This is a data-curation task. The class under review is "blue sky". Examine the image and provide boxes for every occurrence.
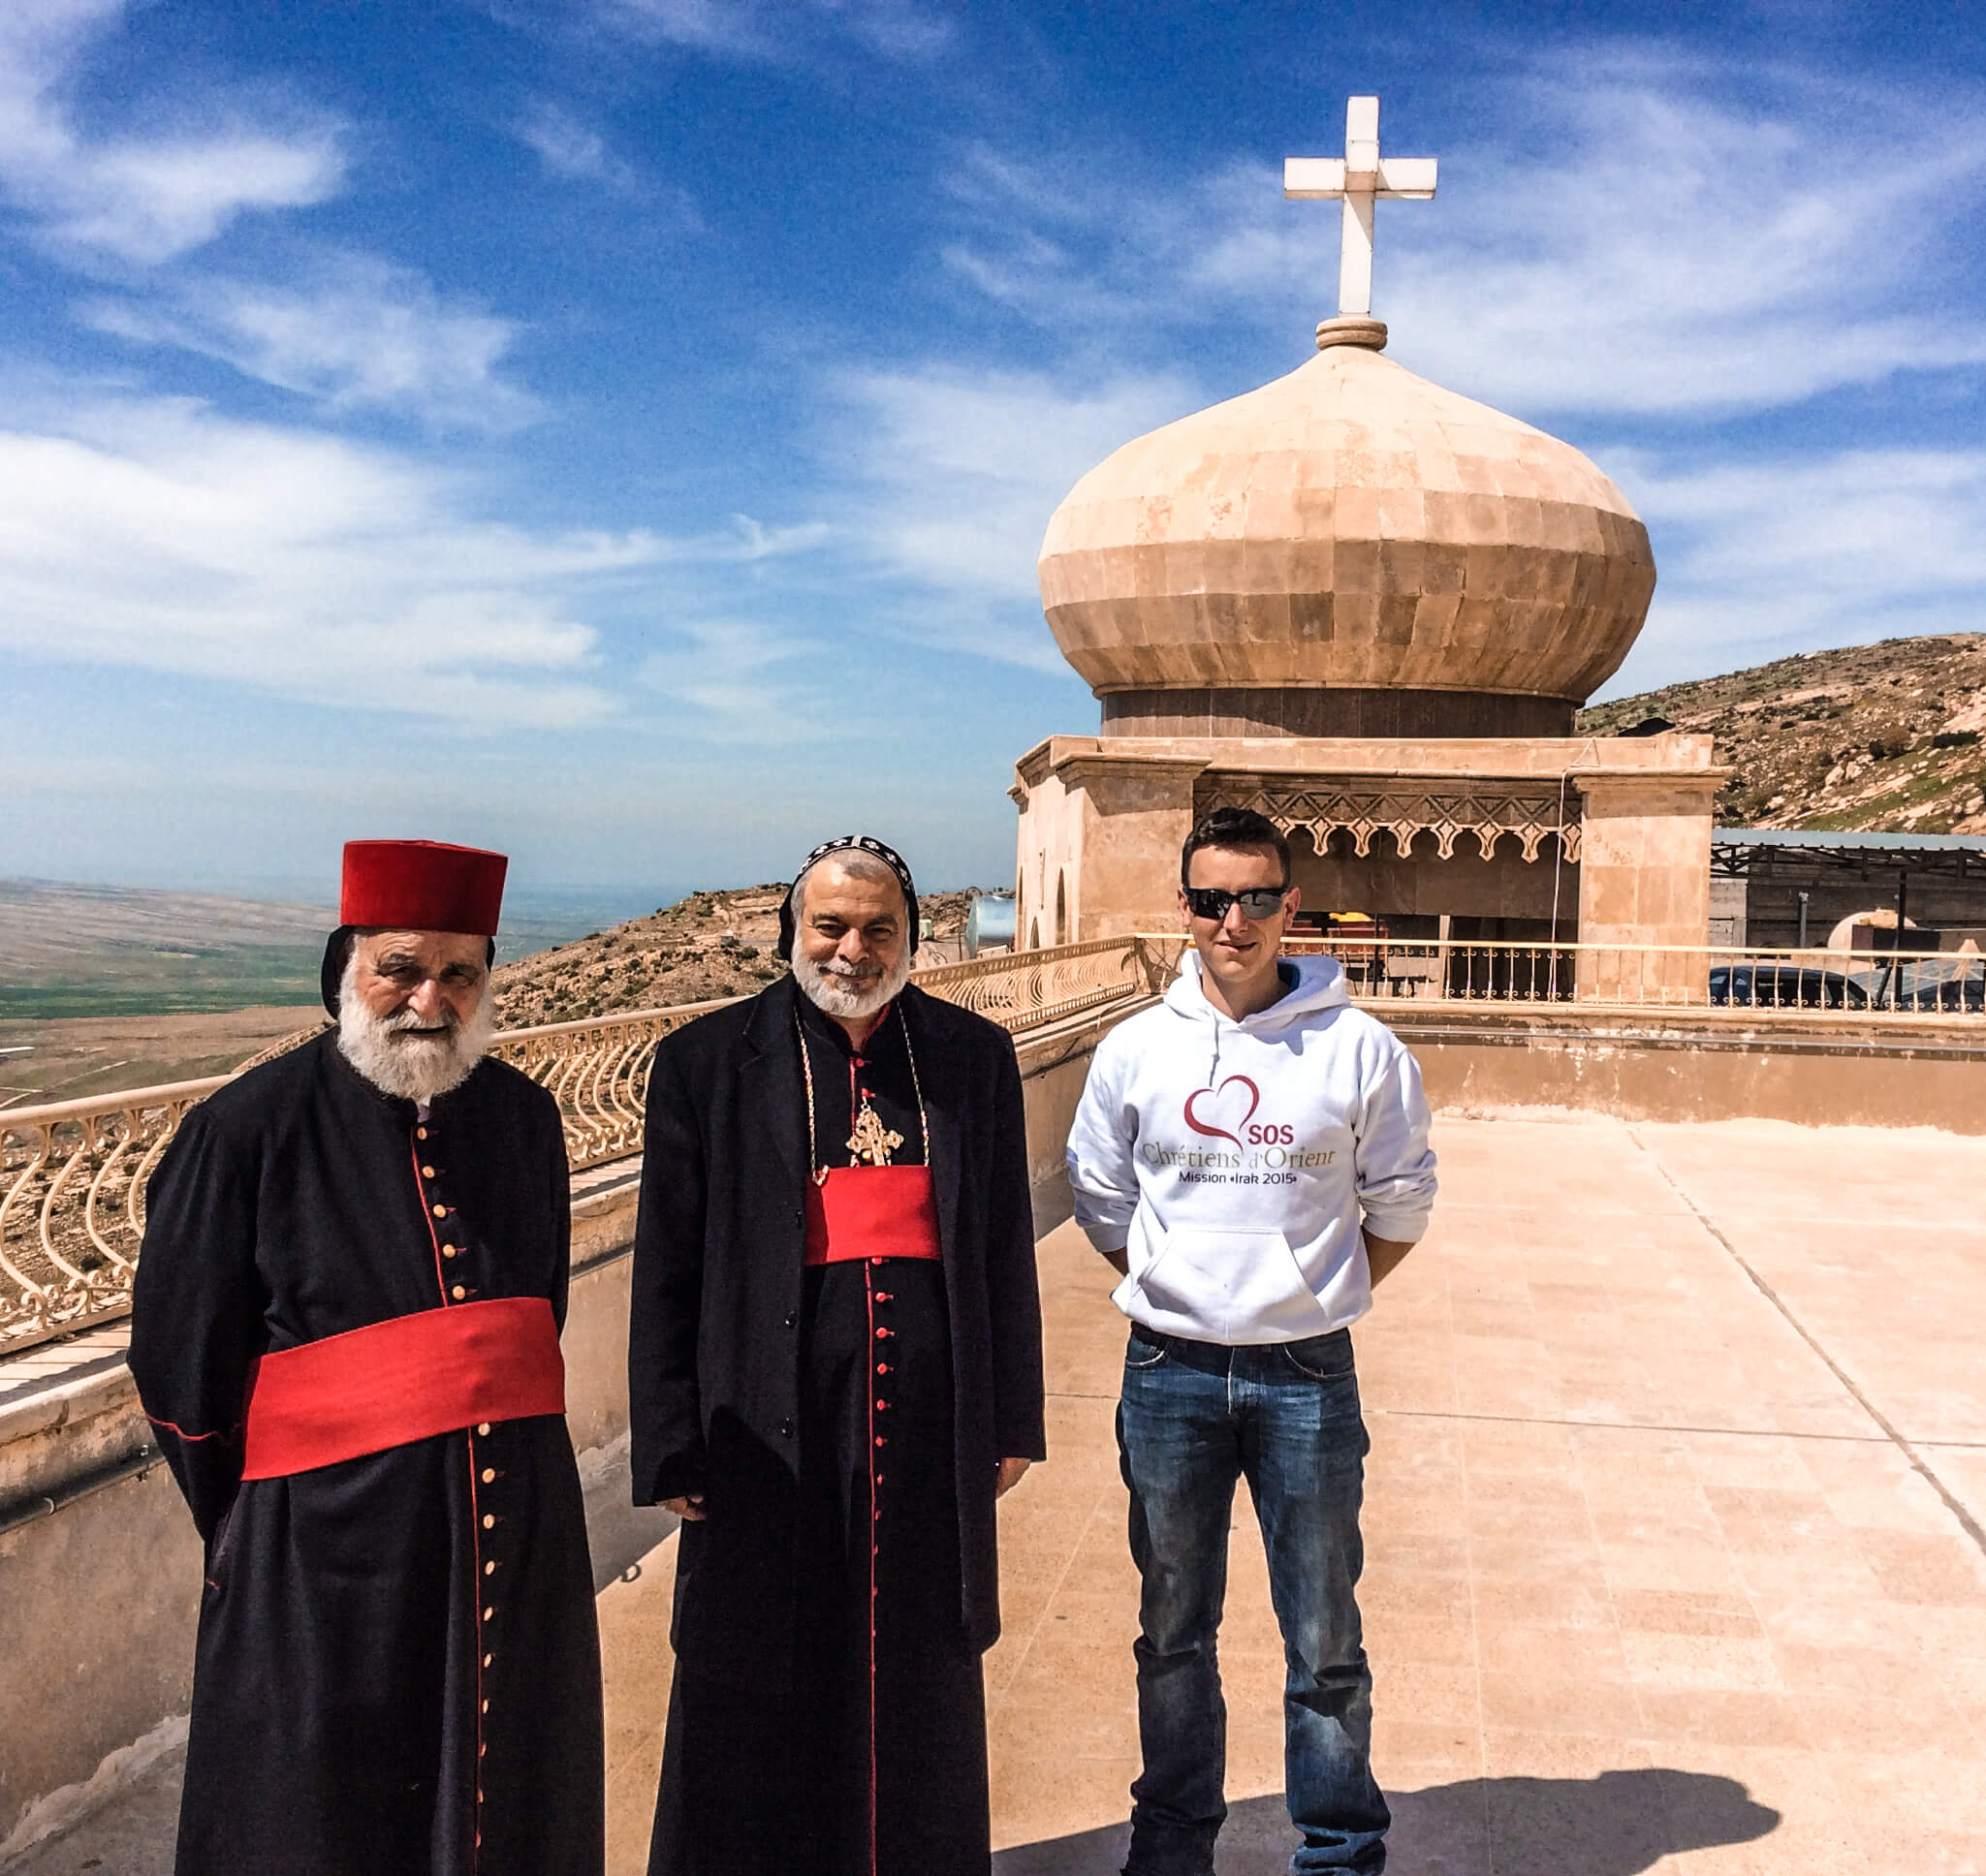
[3,0,1983,897]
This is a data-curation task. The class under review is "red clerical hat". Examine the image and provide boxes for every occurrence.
[339,839,508,935]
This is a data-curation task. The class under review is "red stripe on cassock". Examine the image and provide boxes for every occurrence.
[239,1298,565,1480]
[866,1266,880,1875]
[804,1166,941,1266]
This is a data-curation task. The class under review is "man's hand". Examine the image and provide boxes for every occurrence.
[662,1493,707,1522]
[995,1457,1032,1498]
[1365,1233,1415,1287]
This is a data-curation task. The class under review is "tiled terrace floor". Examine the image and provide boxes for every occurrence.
[18,1114,1986,1874]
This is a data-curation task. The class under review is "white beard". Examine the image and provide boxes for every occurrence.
[336,958,496,1104]
[793,948,912,1023]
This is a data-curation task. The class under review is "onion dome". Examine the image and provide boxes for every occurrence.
[1036,328,1655,738]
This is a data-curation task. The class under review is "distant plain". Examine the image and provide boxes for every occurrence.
[0,877,673,1104]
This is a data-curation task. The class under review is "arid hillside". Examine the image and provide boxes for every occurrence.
[490,884,982,1028]
[1579,634,1986,834]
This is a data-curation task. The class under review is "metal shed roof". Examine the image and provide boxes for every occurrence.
[1714,829,1986,854]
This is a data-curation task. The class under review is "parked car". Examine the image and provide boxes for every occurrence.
[1709,964,1868,1010]
[1847,958,1986,1012]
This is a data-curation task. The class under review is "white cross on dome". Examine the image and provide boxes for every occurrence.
[1283,96,1437,321]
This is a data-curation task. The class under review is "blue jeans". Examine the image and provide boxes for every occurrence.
[1116,1325,1388,1876]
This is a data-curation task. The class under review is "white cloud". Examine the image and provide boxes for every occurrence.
[1603,446,1986,692]
[0,395,826,728]
[515,100,641,194]
[824,364,1201,663]
[638,619,834,743]
[940,55,1986,420]
[598,0,953,63]
[0,0,346,264]
[1368,64,1986,418]
[83,255,540,431]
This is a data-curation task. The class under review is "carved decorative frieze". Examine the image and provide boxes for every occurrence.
[1202,775,1583,863]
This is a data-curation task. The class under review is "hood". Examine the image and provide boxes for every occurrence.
[1162,949,1349,1033]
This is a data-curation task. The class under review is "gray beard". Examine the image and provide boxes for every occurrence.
[336,960,496,1104]
[792,949,911,1023]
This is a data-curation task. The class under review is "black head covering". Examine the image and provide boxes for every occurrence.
[321,927,359,1017]
[776,835,920,960]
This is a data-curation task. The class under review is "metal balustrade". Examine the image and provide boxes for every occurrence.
[0,939,1179,1357]
[10,929,1975,1357]
[911,933,1185,1028]
[1274,934,1986,1016]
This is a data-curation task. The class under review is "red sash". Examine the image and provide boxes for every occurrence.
[804,1166,942,1266]
[239,1297,566,1481]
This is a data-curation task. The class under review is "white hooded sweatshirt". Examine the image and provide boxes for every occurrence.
[1066,952,1436,1345]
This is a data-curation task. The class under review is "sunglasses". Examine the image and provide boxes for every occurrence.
[1182,884,1290,922]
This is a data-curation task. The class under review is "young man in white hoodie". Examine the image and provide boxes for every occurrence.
[1066,807,1436,1876]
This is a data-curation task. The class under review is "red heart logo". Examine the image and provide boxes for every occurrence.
[1183,1075,1260,1147]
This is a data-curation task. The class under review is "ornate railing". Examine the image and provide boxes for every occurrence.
[0,1079,226,1360]
[490,999,737,1172]
[14,928,1982,1357]
[913,932,1183,1029]
[1273,935,1986,1016]
[1,941,1176,1357]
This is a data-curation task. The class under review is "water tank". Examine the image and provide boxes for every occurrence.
[964,893,1017,957]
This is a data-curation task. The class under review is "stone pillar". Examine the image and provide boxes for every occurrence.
[1573,776,1721,1003]
[1012,739,1205,944]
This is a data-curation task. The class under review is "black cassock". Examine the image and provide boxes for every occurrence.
[129,1033,605,1876]
[629,979,1046,1876]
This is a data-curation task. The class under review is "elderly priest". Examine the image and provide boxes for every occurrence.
[630,834,1047,1876]
[129,838,604,1876]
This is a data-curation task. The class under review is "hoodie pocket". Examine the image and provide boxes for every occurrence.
[1138,1227,1335,1341]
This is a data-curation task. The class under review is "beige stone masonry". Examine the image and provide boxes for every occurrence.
[1012,735,1726,947]
[1037,344,1656,710]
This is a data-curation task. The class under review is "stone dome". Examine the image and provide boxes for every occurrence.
[1036,334,1655,739]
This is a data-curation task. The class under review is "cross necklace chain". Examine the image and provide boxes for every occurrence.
[797,1003,930,1183]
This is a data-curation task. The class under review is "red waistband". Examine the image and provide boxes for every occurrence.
[239,1297,566,1481]
[804,1165,942,1266]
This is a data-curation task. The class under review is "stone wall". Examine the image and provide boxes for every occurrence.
[1574,778,1719,994]
[1732,849,1986,953]
[1391,1006,1986,1133]
[1011,732,1724,953]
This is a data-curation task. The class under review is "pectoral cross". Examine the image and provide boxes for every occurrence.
[847,1100,903,1167]
[1283,95,1437,320]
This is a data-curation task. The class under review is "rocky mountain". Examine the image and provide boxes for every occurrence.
[1578,634,1986,835]
[490,883,983,1029]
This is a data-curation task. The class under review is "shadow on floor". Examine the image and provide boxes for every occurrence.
[994,1768,1782,1875]
[581,1446,679,1592]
